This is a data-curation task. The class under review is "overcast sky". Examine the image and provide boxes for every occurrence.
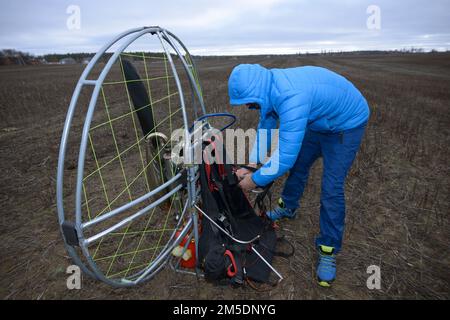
[1,0,449,55]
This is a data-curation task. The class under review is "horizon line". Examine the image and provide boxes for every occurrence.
[2,47,449,58]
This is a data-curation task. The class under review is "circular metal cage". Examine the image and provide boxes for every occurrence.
[57,27,205,287]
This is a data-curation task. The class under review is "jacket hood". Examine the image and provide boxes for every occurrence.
[228,64,273,116]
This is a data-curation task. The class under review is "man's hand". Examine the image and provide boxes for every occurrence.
[236,163,257,181]
[239,174,257,192]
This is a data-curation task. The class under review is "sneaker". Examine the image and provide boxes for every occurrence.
[317,245,336,287]
[266,198,296,221]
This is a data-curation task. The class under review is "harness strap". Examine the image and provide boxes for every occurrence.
[210,165,238,235]
[199,163,221,237]
[223,163,237,186]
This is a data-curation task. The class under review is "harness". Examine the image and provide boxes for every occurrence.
[197,137,294,289]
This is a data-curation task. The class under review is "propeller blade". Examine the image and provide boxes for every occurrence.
[121,59,156,141]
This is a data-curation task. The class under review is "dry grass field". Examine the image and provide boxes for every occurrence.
[0,52,449,299]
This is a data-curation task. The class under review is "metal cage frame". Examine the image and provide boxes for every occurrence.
[57,26,284,288]
[57,26,207,287]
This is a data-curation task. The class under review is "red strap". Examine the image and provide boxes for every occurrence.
[204,162,213,191]
[224,250,237,278]
[218,164,225,178]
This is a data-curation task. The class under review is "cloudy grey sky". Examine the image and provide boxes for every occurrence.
[1,0,449,55]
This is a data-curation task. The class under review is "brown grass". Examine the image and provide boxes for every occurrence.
[0,53,449,299]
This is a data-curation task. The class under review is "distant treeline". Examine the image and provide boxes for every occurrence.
[42,52,95,63]
[0,48,448,66]
[0,49,176,66]
[0,49,37,65]
[200,48,446,59]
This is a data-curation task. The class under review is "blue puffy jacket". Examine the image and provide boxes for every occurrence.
[228,64,370,187]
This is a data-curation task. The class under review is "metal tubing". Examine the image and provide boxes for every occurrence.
[56,27,147,279]
[136,217,193,283]
[82,172,182,229]
[75,28,157,228]
[161,31,206,123]
[251,246,284,282]
[194,205,261,245]
[84,184,183,246]
[195,207,284,282]
[115,199,190,283]
[74,28,167,284]
[156,31,189,134]
[174,232,194,270]
[57,26,207,287]
[192,209,200,269]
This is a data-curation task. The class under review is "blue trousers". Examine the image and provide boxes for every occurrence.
[281,124,367,253]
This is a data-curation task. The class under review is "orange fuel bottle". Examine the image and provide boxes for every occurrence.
[171,230,196,269]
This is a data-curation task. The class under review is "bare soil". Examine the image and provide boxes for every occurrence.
[0,53,449,299]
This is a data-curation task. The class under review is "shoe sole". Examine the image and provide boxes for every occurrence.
[317,277,335,288]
